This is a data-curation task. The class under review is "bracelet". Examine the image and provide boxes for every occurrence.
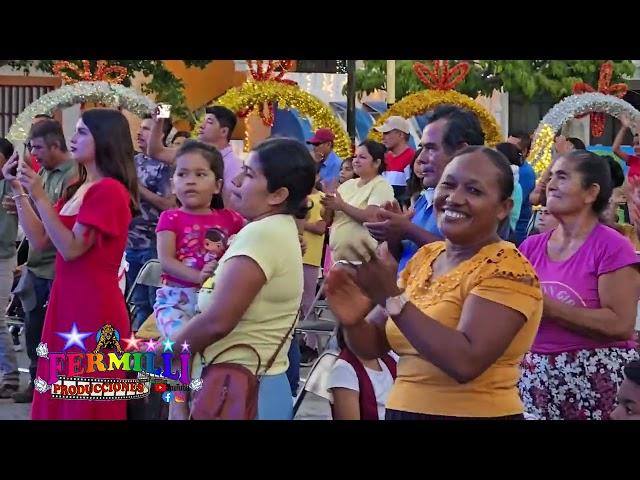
[11,193,29,201]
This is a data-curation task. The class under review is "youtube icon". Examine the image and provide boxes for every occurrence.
[154,383,168,393]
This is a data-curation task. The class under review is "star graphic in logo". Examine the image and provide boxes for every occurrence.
[56,323,92,351]
[122,332,143,351]
[145,338,158,352]
[181,340,190,353]
[163,338,175,353]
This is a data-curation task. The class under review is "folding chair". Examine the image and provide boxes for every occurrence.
[125,259,163,321]
[292,350,338,418]
[295,280,337,354]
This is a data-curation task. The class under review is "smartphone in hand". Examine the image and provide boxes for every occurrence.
[157,103,172,119]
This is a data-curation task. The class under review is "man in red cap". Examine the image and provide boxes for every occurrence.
[307,128,342,189]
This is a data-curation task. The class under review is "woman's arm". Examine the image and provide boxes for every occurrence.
[15,159,94,260]
[156,231,205,285]
[170,256,267,353]
[12,192,50,251]
[340,203,380,225]
[325,268,391,360]
[544,266,639,340]
[31,194,96,262]
[613,125,631,163]
[529,167,550,206]
[148,118,178,166]
[321,191,380,225]
[391,295,526,384]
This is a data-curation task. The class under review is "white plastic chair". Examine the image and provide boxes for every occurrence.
[292,350,338,418]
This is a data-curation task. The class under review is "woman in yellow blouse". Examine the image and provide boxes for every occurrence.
[321,140,394,262]
[326,146,543,419]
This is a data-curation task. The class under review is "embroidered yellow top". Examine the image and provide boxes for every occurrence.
[385,241,543,417]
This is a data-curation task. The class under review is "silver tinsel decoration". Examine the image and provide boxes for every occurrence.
[7,81,156,143]
[529,92,640,171]
[534,92,640,139]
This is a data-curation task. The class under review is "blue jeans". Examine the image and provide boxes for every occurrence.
[257,373,293,420]
[126,248,158,330]
[0,256,19,386]
[24,272,53,383]
[286,334,301,396]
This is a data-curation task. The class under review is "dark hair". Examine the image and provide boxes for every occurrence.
[65,110,139,215]
[624,360,640,386]
[141,113,172,146]
[455,146,514,201]
[34,114,54,121]
[496,142,524,167]
[602,155,625,188]
[509,131,532,156]
[336,325,347,351]
[428,105,485,154]
[205,228,226,243]
[173,131,191,142]
[406,147,424,201]
[567,137,586,150]
[358,139,386,174]
[564,149,613,214]
[29,119,68,153]
[0,137,14,160]
[175,139,225,210]
[205,106,237,142]
[252,137,316,219]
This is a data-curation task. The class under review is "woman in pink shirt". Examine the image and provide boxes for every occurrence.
[519,150,640,420]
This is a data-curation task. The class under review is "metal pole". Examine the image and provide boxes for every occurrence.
[346,59,356,147]
[386,60,396,107]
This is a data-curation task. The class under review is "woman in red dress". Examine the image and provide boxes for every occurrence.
[2,109,139,420]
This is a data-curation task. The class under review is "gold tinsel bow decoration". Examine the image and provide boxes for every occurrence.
[52,60,128,85]
[239,60,297,127]
[572,61,628,137]
[413,60,470,90]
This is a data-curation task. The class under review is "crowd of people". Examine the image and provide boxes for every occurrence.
[0,101,639,421]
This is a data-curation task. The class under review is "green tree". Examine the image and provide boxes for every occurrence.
[352,60,636,102]
[6,60,213,120]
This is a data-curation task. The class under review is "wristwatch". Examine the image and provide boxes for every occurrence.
[385,292,409,316]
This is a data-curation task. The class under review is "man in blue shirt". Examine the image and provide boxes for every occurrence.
[508,132,536,245]
[366,106,486,272]
[307,128,342,189]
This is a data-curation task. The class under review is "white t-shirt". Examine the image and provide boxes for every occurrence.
[326,355,397,420]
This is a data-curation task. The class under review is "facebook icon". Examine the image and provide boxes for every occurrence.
[162,392,174,403]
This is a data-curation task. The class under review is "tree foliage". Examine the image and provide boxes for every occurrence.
[352,60,636,102]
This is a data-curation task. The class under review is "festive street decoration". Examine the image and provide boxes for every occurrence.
[198,79,351,158]
[7,81,155,143]
[572,61,628,137]
[527,92,640,175]
[368,61,502,146]
[52,60,128,85]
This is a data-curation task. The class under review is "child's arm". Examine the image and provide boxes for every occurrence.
[157,231,204,285]
[304,219,327,235]
[330,388,361,420]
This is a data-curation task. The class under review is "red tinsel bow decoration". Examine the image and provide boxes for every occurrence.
[239,60,297,127]
[572,61,628,137]
[52,60,128,85]
[413,60,470,90]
